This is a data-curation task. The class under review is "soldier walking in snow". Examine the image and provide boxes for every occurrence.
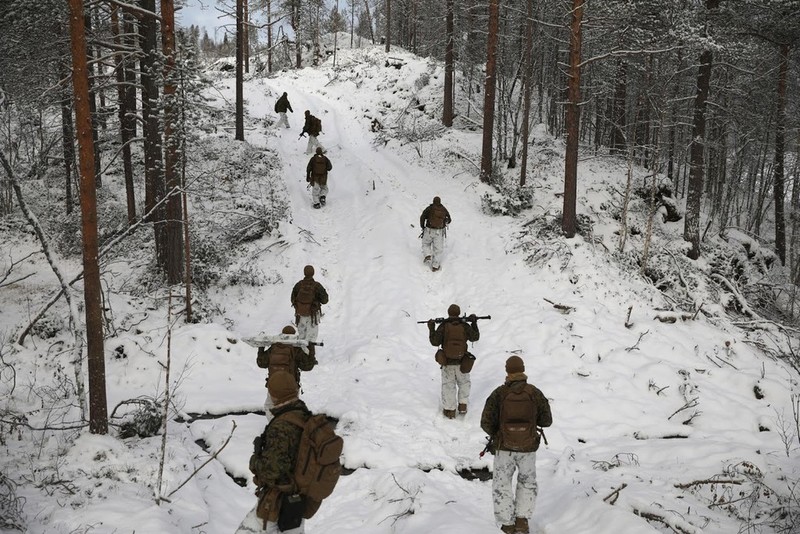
[428,304,479,419]
[291,265,329,350]
[256,325,317,412]
[419,196,451,272]
[300,110,324,154]
[306,147,332,209]
[274,92,293,129]
[481,356,552,534]
[237,371,307,533]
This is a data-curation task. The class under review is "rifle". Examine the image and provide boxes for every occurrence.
[538,427,548,446]
[479,436,494,458]
[416,315,491,325]
[298,132,306,139]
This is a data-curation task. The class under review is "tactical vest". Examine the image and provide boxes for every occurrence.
[427,204,448,229]
[294,279,318,316]
[442,320,468,359]
[268,344,298,381]
[498,383,539,452]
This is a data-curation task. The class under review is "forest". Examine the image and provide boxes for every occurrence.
[1,1,800,532]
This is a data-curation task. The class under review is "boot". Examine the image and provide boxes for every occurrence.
[423,255,431,263]
[320,195,326,206]
[313,203,321,209]
[432,266,440,272]
[458,403,467,414]
[514,518,529,534]
[500,525,516,534]
[443,409,456,419]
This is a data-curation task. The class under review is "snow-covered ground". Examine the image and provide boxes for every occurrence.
[2,45,799,534]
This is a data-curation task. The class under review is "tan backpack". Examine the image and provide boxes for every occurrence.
[427,204,448,229]
[282,411,343,518]
[498,384,540,452]
[267,344,297,382]
[294,280,317,316]
[442,321,468,358]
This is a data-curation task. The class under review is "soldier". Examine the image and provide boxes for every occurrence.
[237,371,308,534]
[291,265,329,349]
[480,356,552,534]
[300,110,324,154]
[419,196,451,272]
[306,147,332,209]
[428,304,479,418]
[256,325,317,412]
[274,92,293,129]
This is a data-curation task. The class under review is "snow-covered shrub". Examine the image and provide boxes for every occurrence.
[114,397,162,439]
[27,313,62,340]
[480,186,534,216]
[189,231,227,290]
[0,472,25,531]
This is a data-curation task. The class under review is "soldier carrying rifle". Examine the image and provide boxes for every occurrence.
[423,304,489,419]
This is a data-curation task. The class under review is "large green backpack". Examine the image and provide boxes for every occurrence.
[294,280,317,316]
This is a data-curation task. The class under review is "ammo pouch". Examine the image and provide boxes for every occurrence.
[277,493,305,531]
[435,349,447,366]
[460,352,476,373]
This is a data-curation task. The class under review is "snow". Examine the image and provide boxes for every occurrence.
[1,44,799,534]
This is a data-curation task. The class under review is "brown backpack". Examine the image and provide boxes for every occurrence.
[294,280,317,316]
[267,344,297,381]
[312,156,328,185]
[442,321,468,359]
[427,204,448,229]
[282,411,343,518]
[498,384,540,452]
[309,116,322,136]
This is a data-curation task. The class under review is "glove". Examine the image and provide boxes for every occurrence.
[468,314,477,322]
[427,319,435,330]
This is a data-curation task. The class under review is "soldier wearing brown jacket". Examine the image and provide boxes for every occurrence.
[428,304,479,418]
[419,196,451,272]
[481,356,552,534]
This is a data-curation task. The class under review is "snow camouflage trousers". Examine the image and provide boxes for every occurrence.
[305,134,323,154]
[422,227,445,269]
[441,364,470,411]
[296,316,319,343]
[492,450,538,526]
[312,182,329,204]
[235,505,305,534]
[276,112,290,128]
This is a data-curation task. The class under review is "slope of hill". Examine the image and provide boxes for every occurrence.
[1,45,798,534]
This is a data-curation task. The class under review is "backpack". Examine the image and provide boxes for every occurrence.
[294,279,317,316]
[311,116,322,136]
[274,100,280,113]
[312,156,328,176]
[267,344,297,381]
[498,384,539,452]
[427,204,448,229]
[283,411,343,517]
[442,320,468,359]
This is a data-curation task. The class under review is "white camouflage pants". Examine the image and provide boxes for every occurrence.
[235,505,304,534]
[312,182,329,205]
[296,315,319,343]
[440,364,470,411]
[492,450,538,526]
[276,112,290,128]
[422,227,445,269]
[305,134,323,154]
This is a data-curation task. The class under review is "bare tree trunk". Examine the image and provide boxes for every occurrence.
[294,2,302,68]
[363,0,375,44]
[59,57,76,215]
[562,0,584,238]
[519,0,534,187]
[442,0,454,127]
[244,0,250,74]
[112,6,136,225]
[683,0,719,260]
[480,0,500,182]
[235,0,244,141]
[772,43,789,265]
[610,60,627,154]
[83,11,102,188]
[385,0,391,52]
[66,0,108,435]
[267,0,273,73]
[162,0,185,284]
